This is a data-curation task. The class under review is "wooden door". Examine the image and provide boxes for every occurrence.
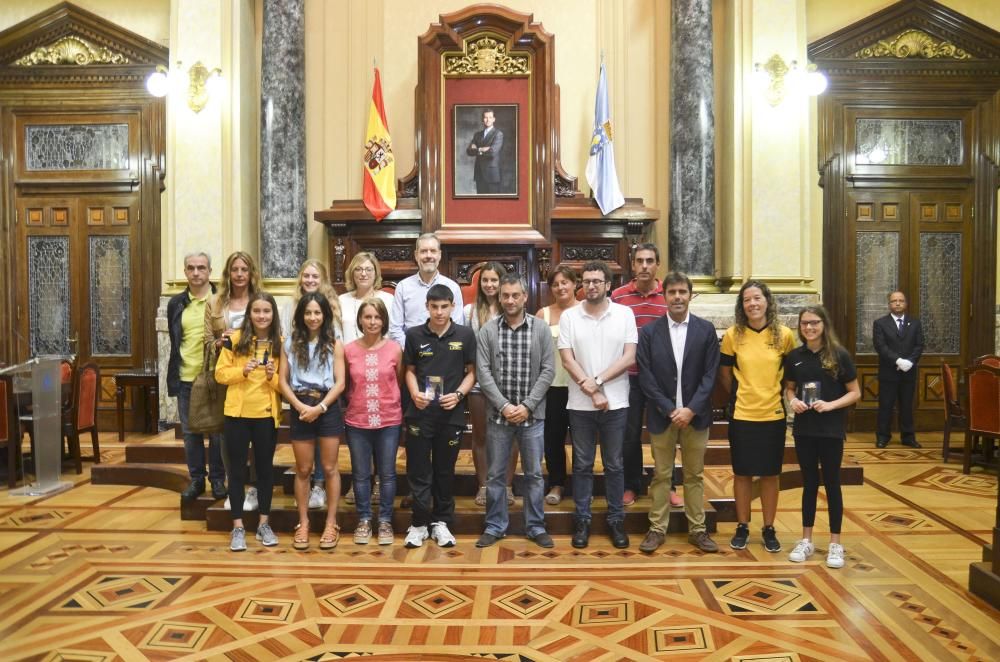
[848,187,973,430]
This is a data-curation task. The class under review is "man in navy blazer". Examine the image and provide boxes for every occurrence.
[636,271,720,553]
[873,291,925,448]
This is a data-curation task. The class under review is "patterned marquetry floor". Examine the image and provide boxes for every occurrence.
[0,431,997,661]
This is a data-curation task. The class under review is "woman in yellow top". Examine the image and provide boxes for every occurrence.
[215,292,283,552]
[719,280,796,554]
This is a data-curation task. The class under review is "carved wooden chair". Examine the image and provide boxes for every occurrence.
[963,363,1000,474]
[64,362,101,473]
[973,354,1000,368]
[940,363,966,463]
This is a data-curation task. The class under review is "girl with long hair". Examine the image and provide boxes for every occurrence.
[205,251,262,512]
[784,305,860,568]
[279,292,346,550]
[343,298,403,545]
[719,280,796,555]
[464,262,517,507]
[535,264,579,505]
[215,292,283,551]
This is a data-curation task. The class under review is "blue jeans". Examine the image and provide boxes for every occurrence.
[346,425,400,522]
[177,381,224,483]
[569,408,627,524]
[484,419,546,538]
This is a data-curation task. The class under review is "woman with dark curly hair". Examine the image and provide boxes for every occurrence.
[719,280,796,554]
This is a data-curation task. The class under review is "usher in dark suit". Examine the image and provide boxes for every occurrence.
[466,126,504,194]
[873,313,925,446]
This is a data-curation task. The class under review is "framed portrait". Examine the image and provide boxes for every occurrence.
[452,104,518,198]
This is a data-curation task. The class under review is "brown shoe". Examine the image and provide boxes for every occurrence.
[638,529,666,554]
[688,530,718,553]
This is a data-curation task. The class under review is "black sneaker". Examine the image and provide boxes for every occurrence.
[761,525,781,552]
[730,523,750,550]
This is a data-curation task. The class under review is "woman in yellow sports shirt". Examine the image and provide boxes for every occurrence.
[719,280,796,555]
[215,292,284,552]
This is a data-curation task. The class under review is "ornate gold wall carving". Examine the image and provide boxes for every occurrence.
[444,36,529,75]
[855,29,971,60]
[13,35,129,66]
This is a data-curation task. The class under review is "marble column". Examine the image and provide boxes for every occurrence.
[669,0,715,276]
[260,0,306,278]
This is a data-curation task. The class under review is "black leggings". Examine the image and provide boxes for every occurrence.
[543,387,569,488]
[224,416,277,519]
[793,434,844,534]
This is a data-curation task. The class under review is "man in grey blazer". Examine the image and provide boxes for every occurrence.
[475,273,556,548]
[636,271,720,553]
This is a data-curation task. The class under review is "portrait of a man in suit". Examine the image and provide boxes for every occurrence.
[454,104,517,197]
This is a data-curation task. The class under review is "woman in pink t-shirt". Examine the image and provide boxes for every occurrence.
[343,297,403,545]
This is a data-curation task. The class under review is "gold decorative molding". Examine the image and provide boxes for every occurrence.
[444,36,529,75]
[13,35,129,66]
[855,29,971,60]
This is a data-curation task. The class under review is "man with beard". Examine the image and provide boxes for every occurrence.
[389,233,464,347]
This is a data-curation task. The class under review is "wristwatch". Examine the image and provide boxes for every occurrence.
[595,376,604,387]
[455,391,465,402]
[318,402,328,412]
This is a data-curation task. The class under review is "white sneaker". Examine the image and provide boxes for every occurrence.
[404,525,429,548]
[243,487,259,512]
[826,543,845,569]
[788,539,815,563]
[308,485,327,509]
[429,521,456,547]
[224,496,231,510]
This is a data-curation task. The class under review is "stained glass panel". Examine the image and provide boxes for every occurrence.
[28,237,71,356]
[25,123,129,171]
[90,236,131,356]
[856,119,962,166]
[856,232,899,354]
[919,233,962,355]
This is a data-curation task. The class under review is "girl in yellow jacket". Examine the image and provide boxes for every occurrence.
[215,292,283,551]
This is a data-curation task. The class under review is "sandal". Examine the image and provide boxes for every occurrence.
[293,523,310,550]
[545,486,562,506]
[319,523,341,550]
[475,485,487,507]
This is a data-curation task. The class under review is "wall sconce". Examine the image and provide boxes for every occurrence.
[145,61,223,113]
[753,54,827,107]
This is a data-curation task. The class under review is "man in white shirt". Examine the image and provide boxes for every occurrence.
[558,260,637,549]
[389,233,464,347]
[636,272,720,553]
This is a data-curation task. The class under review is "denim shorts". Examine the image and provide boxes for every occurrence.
[290,394,345,439]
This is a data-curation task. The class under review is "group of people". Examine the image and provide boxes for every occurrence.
[168,232,914,567]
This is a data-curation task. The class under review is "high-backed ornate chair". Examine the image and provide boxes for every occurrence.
[940,363,966,463]
[963,363,1000,474]
[1,375,21,489]
[973,354,1000,368]
[64,362,101,473]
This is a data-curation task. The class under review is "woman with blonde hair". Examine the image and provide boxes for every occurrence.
[204,251,262,512]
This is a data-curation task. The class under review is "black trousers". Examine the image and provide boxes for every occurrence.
[224,416,277,519]
[877,375,916,442]
[543,387,569,488]
[405,418,464,528]
[793,434,844,534]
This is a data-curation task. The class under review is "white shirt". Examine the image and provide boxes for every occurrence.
[892,314,905,331]
[340,290,395,344]
[388,272,465,346]
[558,301,638,411]
[669,314,689,408]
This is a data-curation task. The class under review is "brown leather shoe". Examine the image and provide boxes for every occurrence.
[688,530,719,553]
[638,529,666,554]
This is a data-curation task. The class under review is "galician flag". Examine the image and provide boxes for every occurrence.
[362,67,395,221]
[585,62,625,216]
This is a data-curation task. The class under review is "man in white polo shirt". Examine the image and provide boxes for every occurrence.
[558,260,637,549]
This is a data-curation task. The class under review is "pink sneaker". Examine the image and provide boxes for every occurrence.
[670,490,683,508]
[622,489,637,506]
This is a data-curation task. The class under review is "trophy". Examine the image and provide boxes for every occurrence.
[254,339,272,366]
[801,381,821,406]
[425,375,444,402]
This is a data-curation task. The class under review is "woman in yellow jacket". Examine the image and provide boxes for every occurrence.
[215,292,283,551]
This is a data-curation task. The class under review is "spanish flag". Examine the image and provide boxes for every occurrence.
[362,67,396,221]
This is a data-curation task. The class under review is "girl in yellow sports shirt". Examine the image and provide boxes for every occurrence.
[719,280,796,555]
[215,292,283,552]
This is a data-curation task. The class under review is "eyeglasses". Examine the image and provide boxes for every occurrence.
[582,279,606,287]
[354,266,375,274]
[800,320,823,327]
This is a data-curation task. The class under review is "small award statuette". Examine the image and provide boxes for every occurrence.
[425,376,443,402]
[254,339,272,366]
[801,381,821,407]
